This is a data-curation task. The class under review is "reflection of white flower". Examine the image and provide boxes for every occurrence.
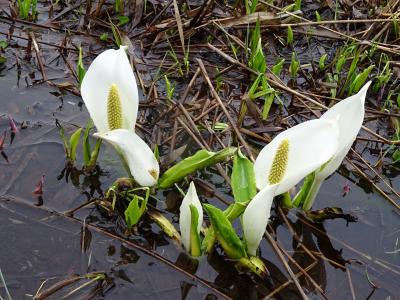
[243,119,339,256]
[179,182,203,253]
[302,81,371,210]
[81,47,159,186]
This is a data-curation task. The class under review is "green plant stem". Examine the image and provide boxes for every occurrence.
[301,178,323,211]
[281,191,292,208]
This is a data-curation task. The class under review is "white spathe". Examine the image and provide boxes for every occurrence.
[300,81,371,210]
[81,46,139,134]
[95,129,159,187]
[244,118,339,256]
[81,46,159,187]
[317,81,371,180]
[243,185,278,256]
[254,118,339,195]
[179,182,203,252]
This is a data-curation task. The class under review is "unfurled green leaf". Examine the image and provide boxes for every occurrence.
[349,65,374,94]
[231,150,256,204]
[189,204,202,256]
[158,147,237,189]
[203,204,247,259]
[0,56,6,64]
[125,189,149,228]
[69,128,82,161]
[125,195,144,227]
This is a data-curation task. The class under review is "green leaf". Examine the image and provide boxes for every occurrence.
[153,144,160,161]
[287,25,293,46]
[315,11,321,22]
[125,194,147,228]
[393,149,400,163]
[100,33,109,41]
[77,47,86,85]
[69,128,82,161]
[148,210,181,241]
[272,58,285,76]
[335,54,346,74]
[0,56,6,64]
[0,41,8,49]
[58,126,70,158]
[118,15,130,26]
[82,119,93,165]
[289,52,300,79]
[319,54,327,70]
[293,172,315,207]
[203,204,247,259]
[349,65,374,94]
[85,138,102,169]
[231,150,256,204]
[189,204,202,256]
[158,147,237,189]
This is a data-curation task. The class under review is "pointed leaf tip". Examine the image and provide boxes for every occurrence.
[203,204,247,259]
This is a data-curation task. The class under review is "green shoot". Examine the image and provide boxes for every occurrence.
[374,59,392,92]
[348,65,374,94]
[215,67,223,93]
[17,0,37,19]
[289,52,300,79]
[77,47,86,85]
[164,75,175,102]
[245,0,258,14]
[319,53,327,70]
[287,25,294,46]
[393,14,400,38]
[115,0,123,14]
[125,187,150,228]
[272,58,285,76]
[117,16,130,26]
[315,11,321,22]
[99,33,108,41]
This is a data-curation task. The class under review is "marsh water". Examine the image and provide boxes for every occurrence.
[1,7,400,300]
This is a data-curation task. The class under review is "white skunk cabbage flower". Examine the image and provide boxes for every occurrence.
[243,119,339,256]
[301,81,371,210]
[81,46,139,134]
[179,182,203,256]
[81,46,159,186]
[317,81,371,180]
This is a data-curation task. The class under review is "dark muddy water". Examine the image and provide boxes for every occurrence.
[1,29,400,300]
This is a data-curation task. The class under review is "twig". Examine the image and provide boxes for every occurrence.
[197,58,255,161]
